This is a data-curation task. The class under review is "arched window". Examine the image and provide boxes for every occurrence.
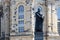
[18,5,24,32]
[18,5,24,14]
[18,5,24,19]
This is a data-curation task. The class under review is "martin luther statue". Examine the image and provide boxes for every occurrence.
[35,8,44,32]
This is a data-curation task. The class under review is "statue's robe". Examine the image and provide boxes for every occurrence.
[35,12,44,32]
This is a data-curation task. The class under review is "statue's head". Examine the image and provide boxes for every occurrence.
[37,8,40,12]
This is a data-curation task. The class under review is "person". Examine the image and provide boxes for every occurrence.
[35,8,44,32]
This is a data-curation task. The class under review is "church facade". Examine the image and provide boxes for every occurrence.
[0,0,60,40]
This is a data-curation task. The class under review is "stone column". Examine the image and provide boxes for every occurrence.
[32,0,35,40]
[47,3,52,34]
[52,4,59,36]
[47,2,59,36]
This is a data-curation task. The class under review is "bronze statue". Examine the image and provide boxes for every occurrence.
[35,8,44,32]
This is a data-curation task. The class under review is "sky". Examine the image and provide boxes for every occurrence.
[57,7,60,19]
[0,0,1,2]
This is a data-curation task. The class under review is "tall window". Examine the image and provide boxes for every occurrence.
[57,7,60,35]
[18,5,24,32]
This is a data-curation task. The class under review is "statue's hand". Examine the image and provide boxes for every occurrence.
[42,15,44,19]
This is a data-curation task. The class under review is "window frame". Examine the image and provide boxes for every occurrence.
[18,5,24,32]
